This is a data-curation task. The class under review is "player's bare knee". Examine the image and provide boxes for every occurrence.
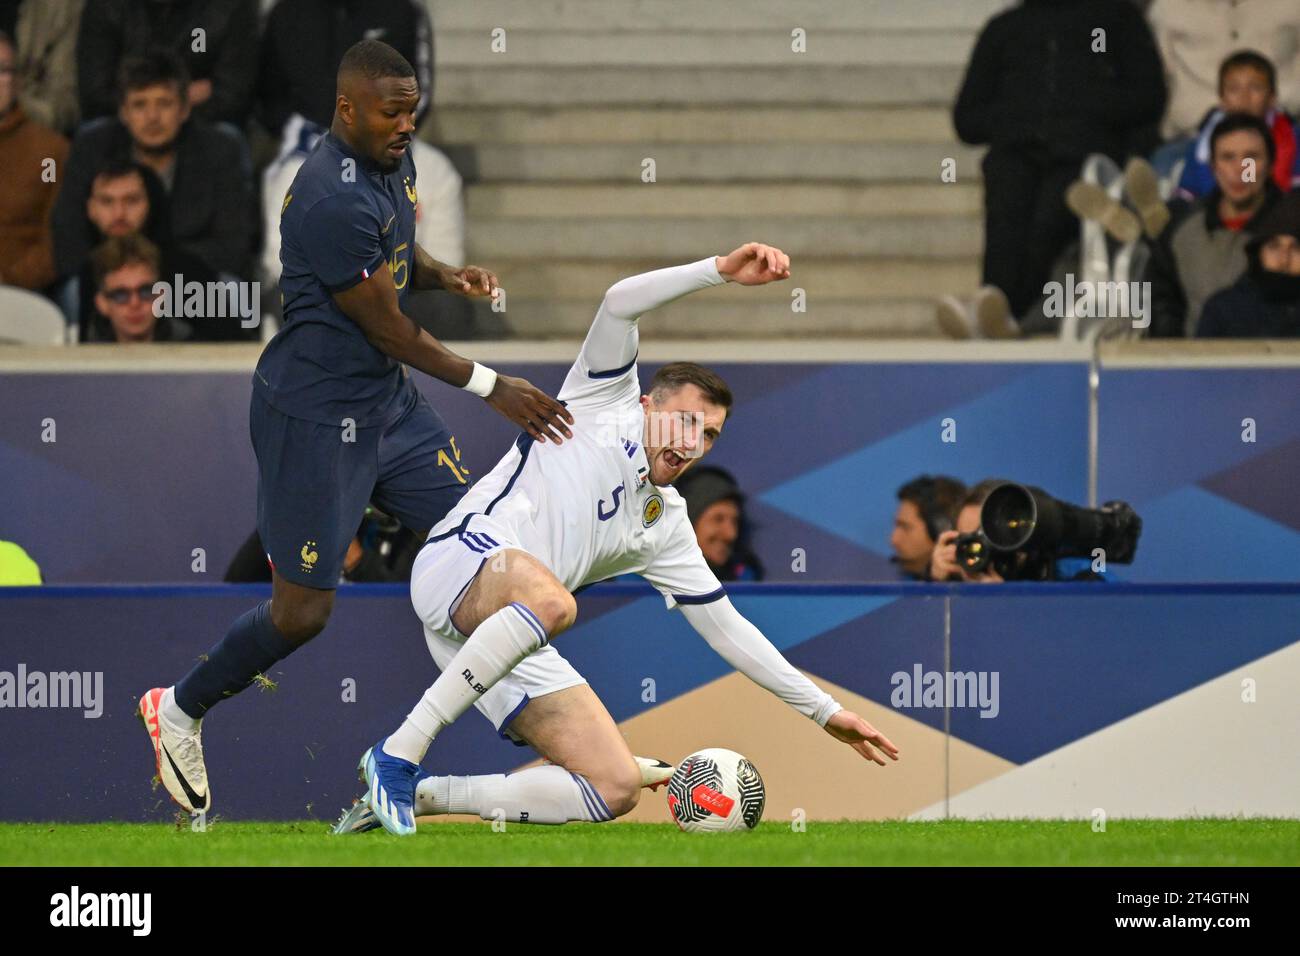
[530,588,577,637]
[271,596,332,644]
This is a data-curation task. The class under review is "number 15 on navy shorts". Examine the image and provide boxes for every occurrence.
[250,385,468,588]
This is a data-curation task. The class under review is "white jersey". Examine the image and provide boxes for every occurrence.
[427,257,841,726]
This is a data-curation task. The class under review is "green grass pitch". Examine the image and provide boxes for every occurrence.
[1,819,1296,866]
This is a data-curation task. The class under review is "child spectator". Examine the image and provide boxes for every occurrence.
[1175,50,1300,200]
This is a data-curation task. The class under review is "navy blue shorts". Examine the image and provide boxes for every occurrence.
[250,382,469,588]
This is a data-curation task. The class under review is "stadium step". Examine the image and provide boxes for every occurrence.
[434,29,979,67]
[466,216,981,259]
[465,183,982,219]
[433,107,960,145]
[436,65,967,107]
[433,0,1012,32]
[472,297,944,338]
[442,142,983,183]
[480,258,981,303]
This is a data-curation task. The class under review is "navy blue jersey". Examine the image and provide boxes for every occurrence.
[255,132,420,426]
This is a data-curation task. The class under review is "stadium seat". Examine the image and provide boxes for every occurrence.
[0,286,70,345]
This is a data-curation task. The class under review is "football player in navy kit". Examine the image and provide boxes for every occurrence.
[139,40,574,816]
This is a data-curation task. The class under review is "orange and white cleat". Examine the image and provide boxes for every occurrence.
[636,756,674,792]
[138,686,211,814]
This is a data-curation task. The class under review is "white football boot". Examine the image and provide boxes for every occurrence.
[139,686,211,814]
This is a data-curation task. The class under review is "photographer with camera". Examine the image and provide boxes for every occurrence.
[929,479,1142,583]
[930,480,1006,583]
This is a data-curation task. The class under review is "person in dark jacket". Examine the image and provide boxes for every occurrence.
[76,0,257,126]
[1146,113,1281,336]
[673,465,764,583]
[1198,191,1300,337]
[256,0,434,138]
[953,0,1167,318]
[52,50,255,284]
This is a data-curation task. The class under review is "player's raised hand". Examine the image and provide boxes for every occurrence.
[715,242,791,286]
[441,264,500,298]
[485,374,575,444]
[823,710,900,766]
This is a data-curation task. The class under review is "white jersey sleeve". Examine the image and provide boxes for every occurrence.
[680,598,843,727]
[559,256,726,411]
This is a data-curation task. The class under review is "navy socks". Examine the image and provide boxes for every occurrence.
[173,601,295,719]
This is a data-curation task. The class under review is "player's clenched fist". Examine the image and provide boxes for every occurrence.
[486,374,576,444]
[715,242,791,285]
[823,709,901,766]
[441,264,500,298]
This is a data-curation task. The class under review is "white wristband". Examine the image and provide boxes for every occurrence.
[463,362,498,398]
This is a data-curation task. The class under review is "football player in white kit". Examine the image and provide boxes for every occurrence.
[339,242,900,835]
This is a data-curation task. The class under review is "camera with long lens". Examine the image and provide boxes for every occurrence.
[953,482,1141,581]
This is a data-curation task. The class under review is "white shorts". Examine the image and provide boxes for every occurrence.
[410,513,586,745]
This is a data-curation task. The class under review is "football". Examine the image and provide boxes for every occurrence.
[666,748,765,832]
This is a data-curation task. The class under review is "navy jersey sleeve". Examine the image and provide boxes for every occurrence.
[298,193,388,294]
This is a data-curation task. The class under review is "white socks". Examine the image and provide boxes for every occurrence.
[415,766,614,824]
[161,686,200,734]
[385,602,548,764]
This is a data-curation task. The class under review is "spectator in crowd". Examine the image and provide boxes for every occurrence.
[71,160,240,340]
[257,0,433,139]
[1174,50,1300,200]
[0,29,67,292]
[1198,191,1300,336]
[1148,0,1300,144]
[10,0,83,134]
[87,233,190,342]
[890,475,966,580]
[77,0,258,127]
[0,539,41,585]
[928,479,1006,583]
[673,465,763,582]
[53,50,256,287]
[945,0,1166,338]
[1148,112,1282,336]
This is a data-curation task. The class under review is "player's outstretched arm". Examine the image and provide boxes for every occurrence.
[577,242,792,375]
[678,597,900,766]
[333,263,574,444]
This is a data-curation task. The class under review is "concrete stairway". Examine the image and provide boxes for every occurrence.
[424,0,1011,338]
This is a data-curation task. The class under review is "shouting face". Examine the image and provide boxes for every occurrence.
[639,384,726,487]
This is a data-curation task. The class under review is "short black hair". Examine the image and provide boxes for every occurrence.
[337,39,415,84]
[91,158,147,190]
[1210,112,1276,170]
[117,49,190,103]
[1219,49,1277,96]
[897,475,965,539]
